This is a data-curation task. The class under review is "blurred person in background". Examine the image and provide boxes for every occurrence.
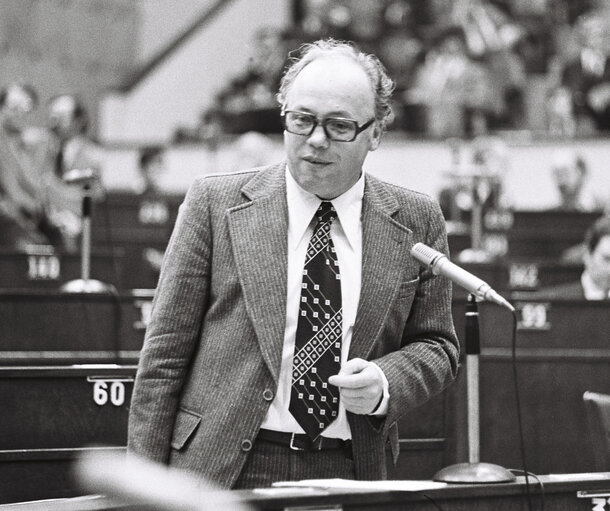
[0,83,60,249]
[136,145,166,196]
[549,148,606,211]
[405,26,494,138]
[438,136,509,222]
[41,93,106,252]
[561,10,610,134]
[538,215,610,299]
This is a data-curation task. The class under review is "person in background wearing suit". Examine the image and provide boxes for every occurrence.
[128,39,459,489]
[538,216,610,300]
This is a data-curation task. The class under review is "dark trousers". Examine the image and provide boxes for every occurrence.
[233,437,355,489]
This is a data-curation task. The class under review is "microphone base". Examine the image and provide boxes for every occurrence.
[60,279,117,294]
[433,462,516,484]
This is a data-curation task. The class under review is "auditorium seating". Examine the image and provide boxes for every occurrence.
[1,200,607,504]
[0,289,151,503]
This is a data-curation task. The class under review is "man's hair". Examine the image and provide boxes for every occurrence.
[585,216,610,253]
[277,39,395,130]
[0,83,38,109]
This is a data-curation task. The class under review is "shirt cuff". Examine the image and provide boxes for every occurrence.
[369,362,390,416]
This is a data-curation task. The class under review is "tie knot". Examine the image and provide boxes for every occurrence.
[316,201,336,224]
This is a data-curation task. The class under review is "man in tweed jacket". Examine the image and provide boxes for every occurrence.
[128,39,459,489]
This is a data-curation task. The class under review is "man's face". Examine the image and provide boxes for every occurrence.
[2,86,34,132]
[585,235,610,292]
[283,56,381,199]
[49,96,78,138]
[553,164,584,197]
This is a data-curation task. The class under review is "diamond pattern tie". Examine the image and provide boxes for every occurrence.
[289,201,342,440]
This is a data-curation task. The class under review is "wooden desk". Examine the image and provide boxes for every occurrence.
[0,366,136,504]
[2,473,609,510]
[452,298,610,474]
[0,289,153,364]
[92,193,183,289]
[507,210,600,259]
[449,210,601,260]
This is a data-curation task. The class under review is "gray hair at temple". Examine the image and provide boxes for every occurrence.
[277,39,395,131]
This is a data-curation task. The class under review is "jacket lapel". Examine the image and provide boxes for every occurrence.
[350,175,413,360]
[227,164,288,384]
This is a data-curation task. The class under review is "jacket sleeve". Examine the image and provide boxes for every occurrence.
[128,178,212,464]
[373,196,460,434]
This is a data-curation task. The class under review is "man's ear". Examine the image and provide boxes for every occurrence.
[369,123,382,151]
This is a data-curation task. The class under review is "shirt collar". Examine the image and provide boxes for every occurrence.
[581,271,609,300]
[285,167,364,250]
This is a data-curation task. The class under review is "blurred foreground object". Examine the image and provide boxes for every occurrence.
[75,449,252,511]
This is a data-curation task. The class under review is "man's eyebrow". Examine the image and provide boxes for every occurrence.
[289,108,357,119]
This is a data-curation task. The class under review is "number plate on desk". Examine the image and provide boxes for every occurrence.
[27,254,61,280]
[87,376,134,407]
[515,302,551,330]
[509,263,539,289]
[138,200,169,224]
[577,490,610,510]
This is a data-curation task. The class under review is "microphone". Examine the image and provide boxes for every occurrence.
[411,242,514,311]
[63,168,96,186]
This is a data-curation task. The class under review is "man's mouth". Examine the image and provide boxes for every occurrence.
[303,156,332,165]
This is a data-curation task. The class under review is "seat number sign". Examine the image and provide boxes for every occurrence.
[87,376,134,407]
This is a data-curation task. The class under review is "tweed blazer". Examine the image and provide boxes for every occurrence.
[128,162,459,488]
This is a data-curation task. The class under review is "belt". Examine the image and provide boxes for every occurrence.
[257,428,352,452]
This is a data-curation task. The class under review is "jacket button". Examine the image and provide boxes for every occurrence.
[262,389,274,401]
[241,439,252,452]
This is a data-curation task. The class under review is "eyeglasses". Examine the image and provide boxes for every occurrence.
[282,110,375,142]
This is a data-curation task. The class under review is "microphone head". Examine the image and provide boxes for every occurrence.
[411,242,440,267]
[63,168,96,185]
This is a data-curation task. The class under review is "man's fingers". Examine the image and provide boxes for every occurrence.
[328,358,373,388]
[328,372,376,388]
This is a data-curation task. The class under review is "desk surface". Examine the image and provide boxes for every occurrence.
[2,472,609,510]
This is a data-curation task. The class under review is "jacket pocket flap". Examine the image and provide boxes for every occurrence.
[170,408,201,450]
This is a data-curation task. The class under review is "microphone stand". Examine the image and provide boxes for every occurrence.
[434,293,515,483]
[60,180,115,294]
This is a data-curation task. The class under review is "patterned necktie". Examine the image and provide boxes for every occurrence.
[289,201,342,439]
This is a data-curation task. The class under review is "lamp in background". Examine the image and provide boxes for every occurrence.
[60,168,115,294]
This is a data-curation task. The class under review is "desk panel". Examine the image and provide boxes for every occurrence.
[0,365,135,504]
[0,366,136,450]
[452,299,610,474]
[92,193,182,289]
[0,290,152,364]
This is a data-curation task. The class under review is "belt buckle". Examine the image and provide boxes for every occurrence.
[289,432,305,451]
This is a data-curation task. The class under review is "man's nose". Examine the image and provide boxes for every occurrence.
[307,123,330,148]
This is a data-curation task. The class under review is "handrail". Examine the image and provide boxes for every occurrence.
[118,0,237,92]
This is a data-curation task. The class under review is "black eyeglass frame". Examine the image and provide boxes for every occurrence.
[281,110,376,142]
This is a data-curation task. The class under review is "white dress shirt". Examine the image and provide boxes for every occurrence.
[581,271,610,300]
[260,168,388,439]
